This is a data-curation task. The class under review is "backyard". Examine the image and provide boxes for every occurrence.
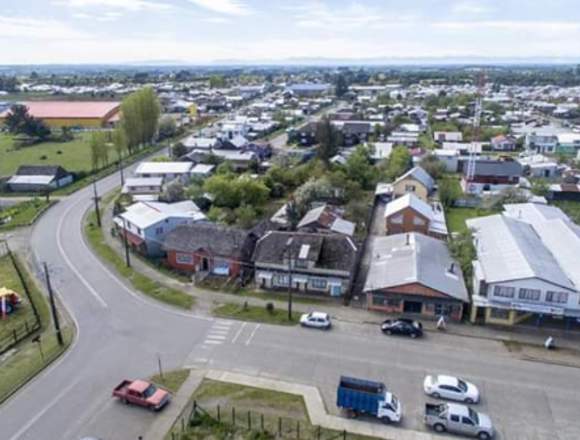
[0,132,93,177]
[446,206,494,234]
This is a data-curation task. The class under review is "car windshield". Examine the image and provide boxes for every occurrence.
[468,408,479,425]
[390,395,399,410]
[143,384,157,398]
[457,379,468,392]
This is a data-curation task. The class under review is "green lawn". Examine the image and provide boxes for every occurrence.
[168,379,379,440]
[150,369,190,394]
[553,200,580,224]
[0,132,93,177]
[0,199,55,231]
[84,210,195,310]
[213,303,298,326]
[446,207,494,234]
[0,255,41,343]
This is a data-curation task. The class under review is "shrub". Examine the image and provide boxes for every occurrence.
[266,302,274,314]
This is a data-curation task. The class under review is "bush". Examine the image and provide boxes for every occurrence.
[39,155,47,160]
[266,302,274,314]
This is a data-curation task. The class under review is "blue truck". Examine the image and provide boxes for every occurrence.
[336,376,402,424]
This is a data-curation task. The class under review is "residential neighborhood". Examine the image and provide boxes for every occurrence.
[2,2,580,440]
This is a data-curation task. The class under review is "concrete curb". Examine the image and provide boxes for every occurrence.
[156,368,441,440]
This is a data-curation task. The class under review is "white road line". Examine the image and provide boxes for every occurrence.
[206,335,227,341]
[245,324,261,346]
[7,377,80,440]
[56,199,108,308]
[203,340,223,345]
[231,322,247,344]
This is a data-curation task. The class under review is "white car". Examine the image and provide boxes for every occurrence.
[300,312,331,330]
[424,375,480,404]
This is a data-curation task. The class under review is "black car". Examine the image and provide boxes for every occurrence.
[381,318,423,338]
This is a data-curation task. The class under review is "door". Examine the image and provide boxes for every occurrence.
[403,301,422,314]
[201,258,209,271]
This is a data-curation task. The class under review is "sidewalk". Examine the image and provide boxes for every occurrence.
[151,368,437,440]
[100,198,580,353]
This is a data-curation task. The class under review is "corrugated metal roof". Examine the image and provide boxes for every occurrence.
[1,101,119,119]
[467,214,574,290]
[363,233,468,301]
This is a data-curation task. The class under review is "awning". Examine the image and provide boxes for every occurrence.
[291,275,308,283]
[125,231,144,247]
[257,272,273,280]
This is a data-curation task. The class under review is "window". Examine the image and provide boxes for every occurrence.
[462,417,475,426]
[310,278,327,289]
[489,308,509,319]
[546,291,568,304]
[450,415,460,423]
[176,253,193,265]
[405,184,416,192]
[273,274,290,287]
[518,288,540,301]
[435,304,454,316]
[155,227,164,235]
[413,216,426,226]
[372,294,387,306]
[295,259,307,269]
[493,285,515,298]
[390,214,403,224]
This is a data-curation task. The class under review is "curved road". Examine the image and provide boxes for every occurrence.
[1,159,580,440]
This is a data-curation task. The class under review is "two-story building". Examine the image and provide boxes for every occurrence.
[461,157,522,195]
[467,208,580,326]
[114,200,207,256]
[253,231,358,297]
[134,162,194,184]
[384,193,447,239]
[392,166,435,201]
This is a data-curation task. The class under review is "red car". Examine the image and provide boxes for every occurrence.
[112,379,171,411]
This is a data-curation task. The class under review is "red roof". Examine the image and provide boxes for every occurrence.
[0,101,120,120]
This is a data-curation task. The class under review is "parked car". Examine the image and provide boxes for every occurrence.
[424,375,480,404]
[300,311,332,330]
[336,376,402,424]
[112,379,171,411]
[381,318,423,338]
[425,403,494,439]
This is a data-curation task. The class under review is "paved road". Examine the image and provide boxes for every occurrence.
[1,152,580,440]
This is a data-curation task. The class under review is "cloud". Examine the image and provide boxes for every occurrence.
[433,20,580,32]
[451,1,492,16]
[73,11,124,21]
[54,0,173,11]
[187,0,250,15]
[0,15,90,40]
[203,17,232,24]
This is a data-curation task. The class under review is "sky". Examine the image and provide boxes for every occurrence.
[2,0,580,64]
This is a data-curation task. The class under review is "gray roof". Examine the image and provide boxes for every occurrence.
[363,233,468,301]
[395,166,435,191]
[162,223,256,260]
[296,205,355,236]
[465,159,523,177]
[467,214,575,290]
[253,232,357,273]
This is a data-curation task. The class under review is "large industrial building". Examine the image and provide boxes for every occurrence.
[0,101,121,128]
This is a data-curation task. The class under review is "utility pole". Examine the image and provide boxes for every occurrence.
[118,157,125,186]
[285,238,294,321]
[92,179,101,228]
[43,262,64,347]
[121,216,131,268]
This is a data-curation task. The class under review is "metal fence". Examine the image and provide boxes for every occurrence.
[168,401,352,440]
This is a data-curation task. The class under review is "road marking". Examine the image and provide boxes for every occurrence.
[245,324,261,346]
[206,334,227,341]
[203,340,224,345]
[56,199,108,308]
[7,377,80,440]
[231,322,247,344]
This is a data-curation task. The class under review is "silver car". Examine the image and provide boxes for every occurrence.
[300,311,331,330]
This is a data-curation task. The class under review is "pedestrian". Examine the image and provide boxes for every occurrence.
[437,315,447,331]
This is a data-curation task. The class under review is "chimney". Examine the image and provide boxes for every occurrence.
[448,262,456,274]
[405,233,410,246]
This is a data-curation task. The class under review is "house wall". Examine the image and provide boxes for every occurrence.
[434,154,459,173]
[367,283,464,321]
[254,267,350,297]
[385,207,430,236]
[166,250,242,278]
[392,177,428,201]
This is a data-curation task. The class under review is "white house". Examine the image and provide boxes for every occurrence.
[434,131,463,143]
[134,162,193,184]
[467,209,580,326]
[121,177,164,199]
[114,200,207,256]
[433,149,459,173]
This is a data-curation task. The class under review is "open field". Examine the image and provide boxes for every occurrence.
[0,132,92,177]
[446,206,494,233]
[553,200,580,224]
[0,199,55,231]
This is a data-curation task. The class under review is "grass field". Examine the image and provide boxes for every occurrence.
[446,207,494,233]
[0,132,93,177]
[84,209,195,310]
[0,199,55,231]
[213,303,298,326]
[553,200,580,224]
[151,369,190,394]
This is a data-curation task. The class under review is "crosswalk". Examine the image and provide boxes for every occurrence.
[183,320,261,368]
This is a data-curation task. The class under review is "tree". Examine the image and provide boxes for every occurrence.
[315,117,339,165]
[4,104,51,141]
[438,178,462,208]
[285,198,302,231]
[88,131,109,171]
[294,177,334,210]
[235,205,258,229]
[344,145,379,190]
[335,73,349,97]
[171,142,187,159]
[382,146,411,181]
[482,187,529,210]
[531,179,549,197]
[419,155,446,180]
[209,75,226,89]
[161,181,186,203]
[120,87,161,152]
[158,115,177,140]
[112,127,128,160]
[448,231,476,283]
